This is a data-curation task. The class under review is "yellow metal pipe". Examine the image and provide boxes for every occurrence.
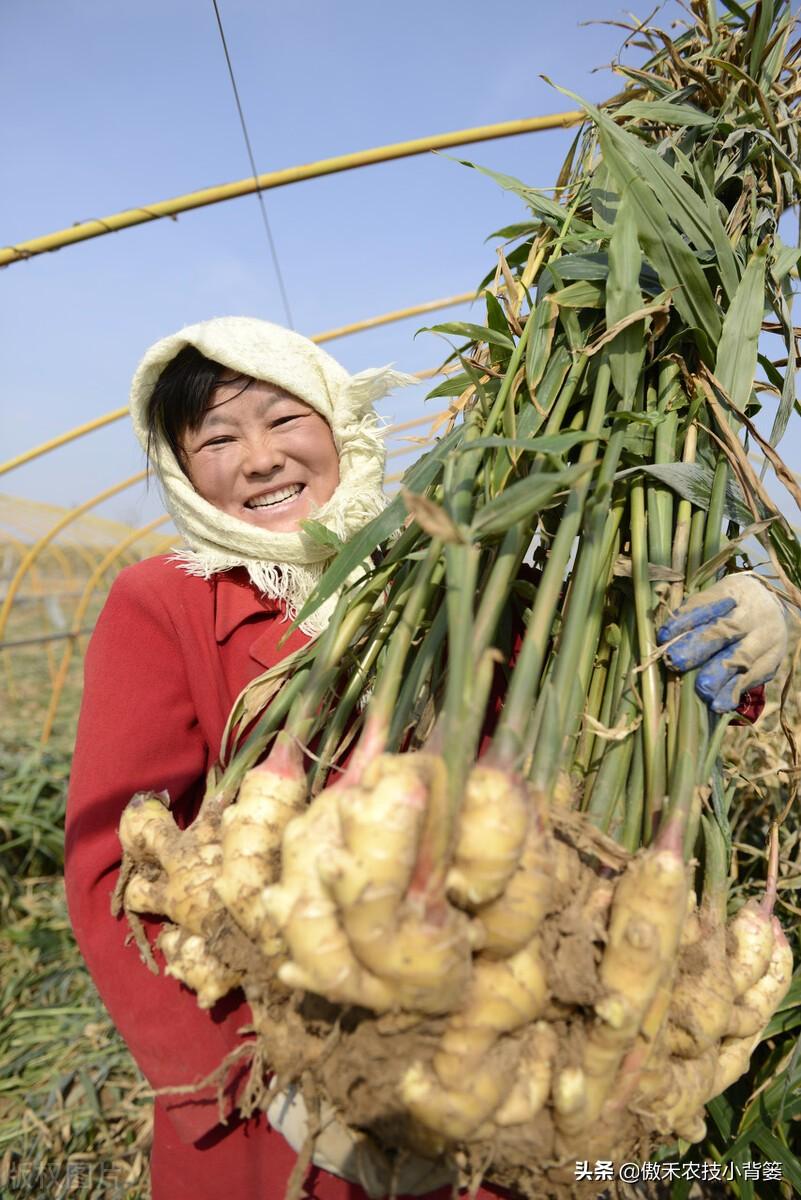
[386,439,437,463]
[0,472,146,645]
[40,514,170,745]
[2,113,582,267]
[0,407,129,478]
[0,294,473,478]
[0,531,29,701]
[312,291,479,342]
[385,409,450,436]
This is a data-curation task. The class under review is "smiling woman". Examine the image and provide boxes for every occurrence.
[180,380,340,532]
[128,317,412,630]
[64,316,417,1200]
[150,352,342,533]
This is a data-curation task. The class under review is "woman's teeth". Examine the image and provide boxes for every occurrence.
[246,484,303,509]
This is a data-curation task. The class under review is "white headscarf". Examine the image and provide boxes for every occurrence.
[129,316,415,633]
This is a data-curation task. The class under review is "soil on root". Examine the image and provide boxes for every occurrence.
[237,822,668,1200]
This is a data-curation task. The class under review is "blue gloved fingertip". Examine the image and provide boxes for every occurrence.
[657,595,737,644]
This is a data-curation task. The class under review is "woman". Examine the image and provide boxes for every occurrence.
[65,317,786,1200]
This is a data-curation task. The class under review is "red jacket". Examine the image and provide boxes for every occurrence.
[65,556,482,1200]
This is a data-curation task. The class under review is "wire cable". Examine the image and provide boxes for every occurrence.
[210,0,295,327]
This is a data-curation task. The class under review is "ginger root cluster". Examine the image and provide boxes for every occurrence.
[116,753,792,1196]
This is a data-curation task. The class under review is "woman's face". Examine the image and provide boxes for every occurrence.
[179,375,340,532]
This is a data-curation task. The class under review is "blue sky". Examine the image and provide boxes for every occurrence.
[2,0,799,531]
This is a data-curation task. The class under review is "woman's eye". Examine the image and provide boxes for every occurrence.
[271,414,302,428]
[203,436,234,448]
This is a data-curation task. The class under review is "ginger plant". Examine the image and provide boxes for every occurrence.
[116,2,801,1194]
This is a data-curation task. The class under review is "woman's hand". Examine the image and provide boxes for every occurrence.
[656,574,788,713]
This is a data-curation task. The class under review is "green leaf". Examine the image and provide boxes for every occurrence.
[611,410,669,428]
[483,289,513,341]
[761,14,793,86]
[771,238,801,284]
[750,1129,801,1194]
[418,321,514,350]
[292,426,464,626]
[621,425,655,458]
[614,64,675,97]
[606,189,645,405]
[705,0,718,36]
[766,288,796,448]
[525,343,571,431]
[615,99,717,127]
[541,250,612,285]
[589,160,619,230]
[465,430,606,454]
[451,157,594,234]
[486,220,541,241]
[747,0,776,80]
[718,0,751,21]
[300,520,345,553]
[525,299,558,392]
[761,1004,801,1038]
[714,242,769,412]
[587,98,716,255]
[470,462,593,538]
[538,251,662,296]
[694,165,741,304]
[624,462,756,525]
[706,1093,735,1144]
[565,94,722,353]
[690,518,777,588]
[426,372,474,400]
[545,263,583,350]
[550,280,606,308]
[733,1151,756,1200]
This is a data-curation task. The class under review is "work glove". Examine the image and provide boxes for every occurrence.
[656,573,787,714]
[267,1085,455,1198]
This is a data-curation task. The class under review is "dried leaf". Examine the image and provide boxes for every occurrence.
[583,712,642,742]
[401,489,465,544]
[588,299,671,360]
[613,556,685,581]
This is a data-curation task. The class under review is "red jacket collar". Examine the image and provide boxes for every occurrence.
[213,569,282,643]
